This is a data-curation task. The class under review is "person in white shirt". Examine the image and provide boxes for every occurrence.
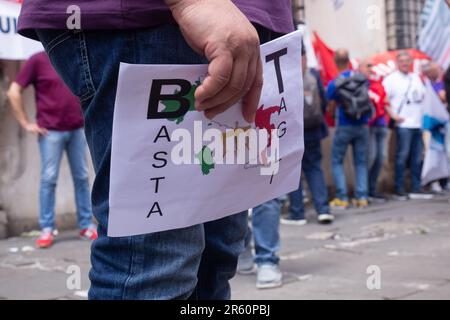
[382,51,433,200]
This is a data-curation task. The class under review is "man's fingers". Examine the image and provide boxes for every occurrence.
[197,53,251,110]
[241,56,263,123]
[203,93,245,120]
[204,103,234,120]
[243,51,258,96]
[202,54,258,119]
[195,50,233,107]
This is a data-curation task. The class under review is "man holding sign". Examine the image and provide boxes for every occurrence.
[18,0,297,299]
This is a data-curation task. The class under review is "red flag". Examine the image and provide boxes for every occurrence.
[312,32,338,126]
[312,31,338,87]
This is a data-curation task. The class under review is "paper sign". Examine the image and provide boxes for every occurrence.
[109,31,304,236]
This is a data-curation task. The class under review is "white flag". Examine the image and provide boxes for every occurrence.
[421,79,450,186]
[330,0,344,10]
[418,0,450,70]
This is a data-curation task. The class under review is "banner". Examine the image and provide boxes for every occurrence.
[0,0,43,60]
[418,0,450,70]
[108,31,304,236]
[370,49,431,78]
[330,0,344,11]
[421,79,450,186]
[312,31,431,82]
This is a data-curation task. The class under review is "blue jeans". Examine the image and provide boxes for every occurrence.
[36,25,262,299]
[368,126,388,196]
[331,126,369,200]
[38,129,92,230]
[288,139,329,219]
[252,199,281,266]
[395,128,423,193]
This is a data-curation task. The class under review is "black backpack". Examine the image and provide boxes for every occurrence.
[334,72,373,120]
[303,70,324,130]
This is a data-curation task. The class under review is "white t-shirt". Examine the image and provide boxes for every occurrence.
[382,71,426,129]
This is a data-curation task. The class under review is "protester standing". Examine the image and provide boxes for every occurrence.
[382,51,433,200]
[327,49,371,209]
[282,45,334,225]
[359,61,389,202]
[7,52,96,248]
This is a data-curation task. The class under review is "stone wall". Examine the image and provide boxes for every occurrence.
[303,0,388,58]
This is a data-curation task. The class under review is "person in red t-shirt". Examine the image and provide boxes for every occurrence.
[7,52,97,248]
[359,60,390,202]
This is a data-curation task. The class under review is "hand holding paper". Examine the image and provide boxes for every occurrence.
[109,31,304,236]
[166,0,262,122]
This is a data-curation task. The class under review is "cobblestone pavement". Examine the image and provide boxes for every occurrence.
[1,195,449,300]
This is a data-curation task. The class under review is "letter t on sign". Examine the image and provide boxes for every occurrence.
[265,48,288,94]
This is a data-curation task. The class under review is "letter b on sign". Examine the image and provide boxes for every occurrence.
[147,79,191,120]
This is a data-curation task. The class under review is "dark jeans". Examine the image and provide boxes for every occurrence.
[395,128,423,193]
[331,126,369,200]
[368,126,388,196]
[35,25,259,300]
[288,139,329,219]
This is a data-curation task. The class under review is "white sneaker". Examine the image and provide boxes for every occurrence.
[318,214,335,224]
[431,181,444,194]
[408,191,434,200]
[237,245,255,275]
[256,264,282,289]
[280,217,307,226]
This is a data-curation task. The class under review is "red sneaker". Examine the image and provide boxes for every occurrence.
[80,227,98,241]
[35,229,54,248]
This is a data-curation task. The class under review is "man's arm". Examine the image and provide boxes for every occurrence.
[327,100,337,117]
[311,69,328,113]
[384,97,404,124]
[6,82,47,135]
[438,89,446,104]
[165,0,262,122]
[326,80,337,117]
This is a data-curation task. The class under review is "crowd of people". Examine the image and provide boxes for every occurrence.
[237,48,450,289]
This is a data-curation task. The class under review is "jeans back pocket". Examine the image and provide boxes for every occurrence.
[36,29,96,104]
